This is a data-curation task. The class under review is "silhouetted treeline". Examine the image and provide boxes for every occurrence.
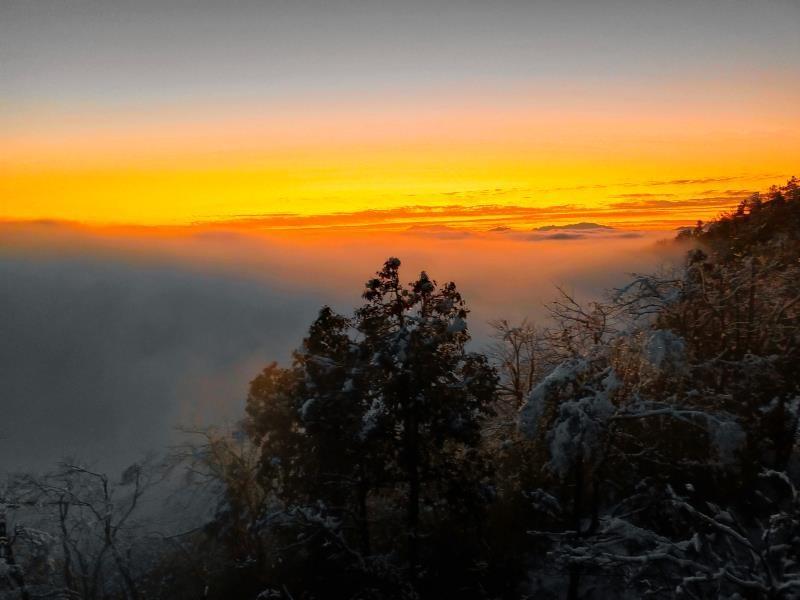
[2,178,799,599]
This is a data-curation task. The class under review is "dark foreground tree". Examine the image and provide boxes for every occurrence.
[244,258,498,598]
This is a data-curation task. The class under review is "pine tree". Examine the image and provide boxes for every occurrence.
[244,258,498,596]
[355,259,497,578]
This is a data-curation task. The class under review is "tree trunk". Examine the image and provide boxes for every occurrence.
[406,399,420,575]
[57,500,77,595]
[567,454,585,600]
[357,478,372,556]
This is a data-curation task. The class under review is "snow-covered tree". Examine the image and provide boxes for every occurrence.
[518,178,800,599]
[243,258,498,597]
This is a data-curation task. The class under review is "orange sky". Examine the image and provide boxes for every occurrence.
[2,76,798,232]
[4,1,800,233]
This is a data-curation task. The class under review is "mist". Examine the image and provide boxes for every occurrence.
[0,222,682,472]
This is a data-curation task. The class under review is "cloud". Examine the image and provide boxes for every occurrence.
[0,251,324,472]
[200,198,716,233]
[608,194,751,211]
[524,230,645,242]
[192,177,774,233]
[125,174,784,236]
[609,193,677,199]
[222,203,572,231]
[489,173,778,197]
[524,223,650,242]
[0,222,687,472]
[405,223,475,239]
[540,232,586,240]
[705,189,753,197]
[649,176,742,186]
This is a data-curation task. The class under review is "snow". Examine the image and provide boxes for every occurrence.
[643,329,688,373]
[447,316,467,334]
[518,358,589,439]
[526,489,561,518]
[360,397,386,440]
[547,386,615,477]
[708,419,746,465]
[517,358,618,477]
[299,398,315,421]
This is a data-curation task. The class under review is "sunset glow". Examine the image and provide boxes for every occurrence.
[3,1,798,232]
[4,4,800,596]
[2,80,796,230]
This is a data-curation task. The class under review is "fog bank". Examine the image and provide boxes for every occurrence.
[0,223,682,471]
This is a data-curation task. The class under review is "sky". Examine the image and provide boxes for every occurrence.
[2,0,798,229]
[1,1,798,470]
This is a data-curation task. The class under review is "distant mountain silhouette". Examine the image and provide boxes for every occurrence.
[534,221,614,231]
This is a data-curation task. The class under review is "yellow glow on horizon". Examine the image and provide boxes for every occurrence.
[2,80,798,228]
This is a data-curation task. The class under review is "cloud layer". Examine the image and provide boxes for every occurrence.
[1,222,684,472]
[0,248,324,471]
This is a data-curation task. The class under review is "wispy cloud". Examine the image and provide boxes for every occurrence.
[401,174,779,205]
[609,193,677,199]
[208,194,749,232]
[608,194,751,211]
[3,175,780,235]
[194,174,780,233]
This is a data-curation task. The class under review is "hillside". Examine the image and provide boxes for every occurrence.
[2,178,799,600]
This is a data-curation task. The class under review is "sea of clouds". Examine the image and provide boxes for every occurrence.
[0,222,684,472]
